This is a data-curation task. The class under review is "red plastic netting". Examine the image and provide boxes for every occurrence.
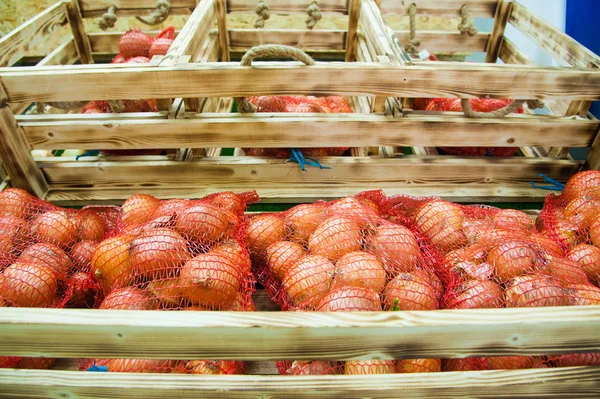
[82,191,259,373]
[0,188,120,369]
[242,95,352,158]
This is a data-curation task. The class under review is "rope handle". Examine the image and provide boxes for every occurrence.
[458,4,478,36]
[136,0,170,26]
[236,45,315,113]
[405,3,420,55]
[461,99,545,118]
[98,5,117,30]
[306,1,322,30]
[255,0,270,28]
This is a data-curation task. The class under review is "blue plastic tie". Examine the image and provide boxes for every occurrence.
[76,150,100,160]
[87,365,108,372]
[288,148,331,171]
[530,173,566,191]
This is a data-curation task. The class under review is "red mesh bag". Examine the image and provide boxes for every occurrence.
[242,95,351,159]
[83,191,258,374]
[0,188,120,369]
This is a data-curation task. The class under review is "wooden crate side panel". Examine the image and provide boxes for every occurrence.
[509,1,600,69]
[0,1,69,67]
[79,0,196,17]
[64,0,93,64]
[2,368,600,399]
[229,29,347,51]
[18,113,598,149]
[396,31,490,53]
[226,0,349,14]
[4,63,600,103]
[0,306,598,359]
[378,0,497,17]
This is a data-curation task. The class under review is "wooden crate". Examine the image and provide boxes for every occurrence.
[0,0,599,205]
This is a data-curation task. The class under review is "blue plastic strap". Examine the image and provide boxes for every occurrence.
[530,173,566,191]
[288,148,331,171]
[76,150,100,160]
[87,365,108,372]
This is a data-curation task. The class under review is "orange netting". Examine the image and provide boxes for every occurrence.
[242,95,352,158]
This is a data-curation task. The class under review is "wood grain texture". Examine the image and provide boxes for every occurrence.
[36,40,79,67]
[0,87,48,197]
[0,306,598,359]
[226,0,348,14]
[485,0,512,63]
[1,367,600,399]
[345,0,360,61]
[159,0,216,66]
[79,0,195,17]
[0,1,68,67]
[230,29,346,51]
[64,0,93,64]
[215,0,230,62]
[509,1,600,68]
[378,0,497,17]
[4,61,600,102]
[19,112,598,149]
[396,31,489,53]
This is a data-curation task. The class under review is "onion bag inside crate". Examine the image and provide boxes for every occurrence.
[82,358,245,375]
[0,188,119,369]
[242,95,353,158]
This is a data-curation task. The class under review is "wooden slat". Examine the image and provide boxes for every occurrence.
[0,306,599,359]
[379,0,497,17]
[587,123,600,171]
[4,62,600,102]
[36,40,79,67]
[230,29,346,51]
[159,0,216,66]
[345,0,360,62]
[215,0,230,62]
[2,367,600,399]
[485,0,512,63]
[226,0,348,14]
[64,0,93,64]
[19,112,598,150]
[0,1,68,67]
[396,31,489,53]
[0,87,48,197]
[509,1,600,68]
[79,0,195,17]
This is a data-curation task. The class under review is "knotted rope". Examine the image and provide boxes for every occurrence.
[98,5,117,30]
[306,1,322,30]
[405,3,420,55]
[236,44,315,113]
[136,0,170,25]
[255,0,270,28]
[458,4,478,36]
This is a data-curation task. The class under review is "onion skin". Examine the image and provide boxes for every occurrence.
[492,209,533,231]
[210,192,245,214]
[317,286,382,311]
[284,204,329,243]
[31,211,77,250]
[176,203,238,245]
[487,240,538,282]
[308,217,362,261]
[446,279,504,309]
[18,243,72,281]
[99,287,158,310]
[0,188,37,219]
[564,196,600,229]
[328,197,380,228]
[565,284,600,305]
[147,278,182,308]
[107,359,178,373]
[396,358,441,373]
[414,200,467,252]
[129,228,191,280]
[74,211,107,242]
[0,262,58,307]
[568,244,600,285]
[344,360,396,375]
[17,357,56,369]
[65,271,97,308]
[383,272,436,311]
[591,216,600,248]
[186,360,236,375]
[179,253,242,309]
[70,240,97,271]
[540,255,589,286]
[505,274,568,308]
[247,215,286,259]
[282,255,335,309]
[443,358,488,372]
[366,223,421,275]
[0,216,28,246]
[287,361,339,375]
[121,194,161,228]
[334,251,386,293]
[211,240,252,274]
[266,241,305,281]
[91,235,134,293]
[562,170,600,203]
[486,356,537,370]
[554,353,600,367]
